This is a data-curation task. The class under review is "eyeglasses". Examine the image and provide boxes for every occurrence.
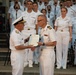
[37,19,43,22]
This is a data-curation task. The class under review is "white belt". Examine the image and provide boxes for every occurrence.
[41,49,54,55]
[57,30,69,32]
[41,47,54,51]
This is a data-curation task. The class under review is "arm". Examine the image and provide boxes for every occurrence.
[44,41,56,46]
[38,40,56,46]
[15,45,35,51]
[69,26,72,42]
[36,24,38,34]
[54,26,58,31]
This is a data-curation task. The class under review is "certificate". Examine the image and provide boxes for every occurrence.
[29,34,39,46]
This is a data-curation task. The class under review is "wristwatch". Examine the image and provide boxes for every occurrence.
[42,42,45,46]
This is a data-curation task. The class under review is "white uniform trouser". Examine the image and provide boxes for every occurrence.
[11,50,25,75]
[22,29,36,66]
[56,31,70,68]
[72,33,76,65]
[40,49,55,75]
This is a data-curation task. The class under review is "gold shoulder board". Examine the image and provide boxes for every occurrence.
[15,30,19,34]
[47,26,52,30]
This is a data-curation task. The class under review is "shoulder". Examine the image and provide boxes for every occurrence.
[18,10,22,12]
[56,16,61,20]
[22,11,27,15]
[47,26,52,30]
[15,30,20,34]
[66,16,71,21]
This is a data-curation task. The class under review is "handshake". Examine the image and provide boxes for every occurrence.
[24,37,35,51]
[24,34,44,51]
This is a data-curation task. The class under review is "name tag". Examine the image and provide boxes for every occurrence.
[44,34,48,36]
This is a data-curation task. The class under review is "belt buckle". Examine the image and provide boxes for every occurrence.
[28,28,30,30]
[41,49,43,51]
[61,30,63,32]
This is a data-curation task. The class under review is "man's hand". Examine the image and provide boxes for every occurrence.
[28,45,35,51]
[69,37,72,42]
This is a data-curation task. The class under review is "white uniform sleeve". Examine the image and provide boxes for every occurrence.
[54,18,58,26]
[68,18,72,26]
[49,29,56,42]
[12,34,22,46]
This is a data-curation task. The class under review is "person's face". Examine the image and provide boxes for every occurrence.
[33,4,38,11]
[39,0,42,3]
[41,10,47,16]
[47,5,51,11]
[61,8,67,16]
[54,0,58,5]
[37,16,46,28]
[59,1,63,7]
[44,1,48,6]
[19,23,25,31]
[66,1,71,7]
[14,0,18,2]
[24,1,26,6]
[27,2,33,9]
[15,4,20,10]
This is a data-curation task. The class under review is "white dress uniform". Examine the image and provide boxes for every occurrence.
[47,11,54,27]
[9,1,24,11]
[55,16,72,69]
[49,0,60,6]
[40,24,56,75]
[22,10,37,67]
[10,9,23,33]
[38,2,45,11]
[51,5,61,20]
[10,28,25,75]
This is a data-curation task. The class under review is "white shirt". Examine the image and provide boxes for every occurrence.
[38,2,44,11]
[40,24,56,49]
[22,10,37,29]
[54,16,72,31]
[10,28,24,51]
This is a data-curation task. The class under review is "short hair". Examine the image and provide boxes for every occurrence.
[33,2,38,6]
[14,2,20,9]
[38,14,47,21]
[27,0,33,4]
[61,6,68,12]
[41,9,47,13]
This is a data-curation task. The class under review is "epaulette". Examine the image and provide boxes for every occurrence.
[15,30,19,34]
[47,26,52,30]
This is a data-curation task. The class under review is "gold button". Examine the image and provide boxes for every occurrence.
[28,28,30,30]
[41,49,43,51]
[61,30,63,32]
